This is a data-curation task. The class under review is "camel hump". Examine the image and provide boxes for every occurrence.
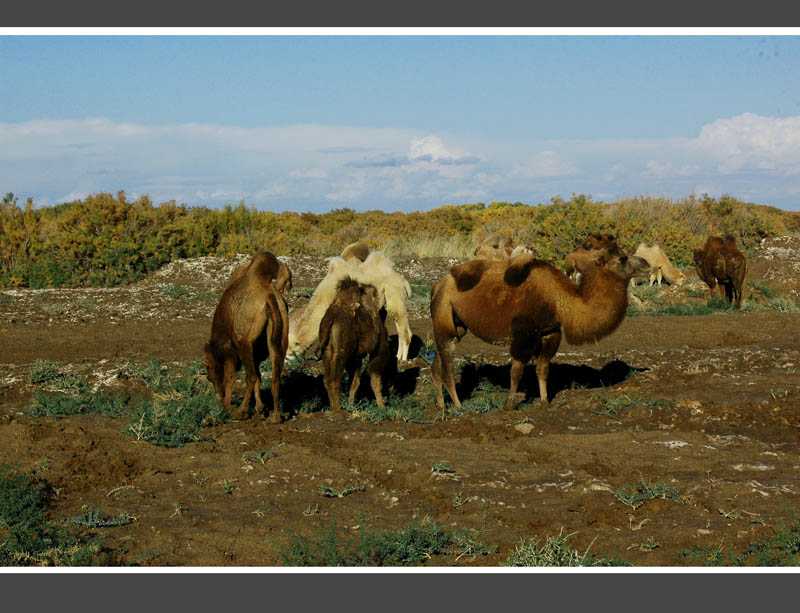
[503,255,549,287]
[249,251,281,279]
[450,259,488,292]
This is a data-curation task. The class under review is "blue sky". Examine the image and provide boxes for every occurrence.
[2,33,800,211]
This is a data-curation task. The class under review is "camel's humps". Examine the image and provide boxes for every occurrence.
[288,251,413,361]
[340,241,371,264]
[317,277,391,411]
[632,242,686,286]
[564,233,620,281]
[204,251,291,423]
[693,235,747,309]
[430,251,649,410]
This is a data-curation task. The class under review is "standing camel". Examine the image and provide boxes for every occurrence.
[430,250,649,410]
[693,235,747,309]
[204,251,291,423]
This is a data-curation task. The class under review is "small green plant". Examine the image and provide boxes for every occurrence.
[67,507,136,528]
[242,446,279,464]
[719,508,742,519]
[591,393,671,419]
[27,390,130,419]
[430,461,455,475]
[615,480,683,510]
[504,528,597,567]
[221,479,235,495]
[318,482,365,498]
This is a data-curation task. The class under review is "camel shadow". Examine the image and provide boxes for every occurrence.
[456,359,648,404]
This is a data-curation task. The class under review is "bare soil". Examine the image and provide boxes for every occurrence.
[1,237,799,567]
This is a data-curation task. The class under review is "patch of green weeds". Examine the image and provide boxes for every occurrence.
[279,518,475,567]
[615,480,683,510]
[430,461,455,475]
[408,280,432,311]
[0,464,119,566]
[345,394,428,423]
[27,390,130,419]
[124,359,229,447]
[591,393,672,419]
[680,515,800,566]
[28,360,89,394]
[67,507,136,528]
[161,283,191,299]
[318,482,365,498]
[504,528,597,567]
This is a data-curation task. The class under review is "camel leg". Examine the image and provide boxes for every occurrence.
[439,337,461,409]
[266,321,284,424]
[368,364,385,408]
[535,331,562,404]
[222,358,237,413]
[656,268,663,286]
[505,358,530,411]
[324,351,344,412]
[390,310,412,362]
[235,343,258,420]
[347,359,363,404]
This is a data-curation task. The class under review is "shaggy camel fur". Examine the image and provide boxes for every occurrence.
[564,233,620,281]
[510,244,533,258]
[317,277,391,411]
[430,251,649,410]
[693,235,747,309]
[204,251,291,423]
[474,233,514,260]
[288,251,414,361]
[632,243,686,286]
[340,241,371,264]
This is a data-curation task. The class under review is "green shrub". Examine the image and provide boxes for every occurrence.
[278,519,474,567]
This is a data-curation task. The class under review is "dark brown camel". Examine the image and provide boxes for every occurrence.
[693,235,747,309]
[317,277,391,412]
[204,251,291,423]
[430,249,649,410]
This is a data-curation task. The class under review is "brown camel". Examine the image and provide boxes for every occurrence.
[430,250,649,410]
[317,277,391,412]
[693,235,747,309]
[564,233,620,281]
[204,251,291,423]
[474,233,514,260]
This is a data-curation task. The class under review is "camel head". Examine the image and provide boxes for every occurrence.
[274,260,292,294]
[589,251,650,281]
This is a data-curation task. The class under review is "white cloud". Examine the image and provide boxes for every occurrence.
[509,150,579,179]
[2,115,800,211]
[695,112,800,174]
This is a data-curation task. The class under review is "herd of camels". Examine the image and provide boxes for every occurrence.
[203,231,748,424]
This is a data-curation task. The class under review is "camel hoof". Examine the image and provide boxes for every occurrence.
[267,411,282,425]
[232,408,250,421]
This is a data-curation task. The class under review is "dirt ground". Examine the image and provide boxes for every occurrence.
[1,237,799,567]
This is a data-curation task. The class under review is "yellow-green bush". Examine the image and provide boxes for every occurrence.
[0,190,794,288]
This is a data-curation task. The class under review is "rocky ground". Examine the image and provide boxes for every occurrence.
[0,235,798,567]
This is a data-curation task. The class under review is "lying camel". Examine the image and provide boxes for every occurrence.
[288,251,413,361]
[430,249,649,410]
[693,235,747,309]
[204,251,291,423]
[564,233,619,281]
[633,242,686,286]
[317,277,391,411]
[474,233,514,260]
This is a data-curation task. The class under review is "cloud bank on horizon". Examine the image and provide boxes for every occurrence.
[2,112,799,212]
